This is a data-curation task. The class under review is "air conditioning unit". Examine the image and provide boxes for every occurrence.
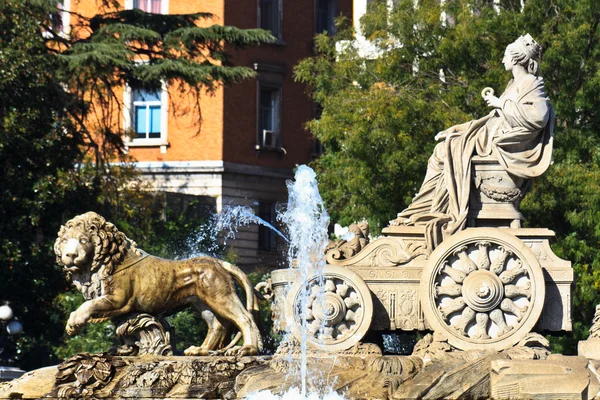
[262,129,279,149]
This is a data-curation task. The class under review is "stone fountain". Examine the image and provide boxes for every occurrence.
[2,34,600,399]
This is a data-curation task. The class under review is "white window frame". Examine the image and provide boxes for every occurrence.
[124,0,169,14]
[123,82,169,153]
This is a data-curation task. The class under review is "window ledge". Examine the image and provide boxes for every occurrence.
[255,145,287,154]
[271,39,287,46]
[125,140,169,147]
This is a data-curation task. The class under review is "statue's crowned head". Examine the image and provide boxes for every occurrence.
[507,34,542,76]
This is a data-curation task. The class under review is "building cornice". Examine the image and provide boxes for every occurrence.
[133,160,294,179]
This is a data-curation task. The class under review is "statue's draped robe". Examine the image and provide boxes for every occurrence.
[397,74,554,249]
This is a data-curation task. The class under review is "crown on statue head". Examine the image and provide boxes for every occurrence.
[518,34,542,60]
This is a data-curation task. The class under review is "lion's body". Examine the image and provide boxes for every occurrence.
[55,212,262,356]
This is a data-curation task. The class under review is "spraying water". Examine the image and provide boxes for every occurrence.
[215,205,289,244]
[245,387,346,400]
[279,165,331,397]
[181,205,289,258]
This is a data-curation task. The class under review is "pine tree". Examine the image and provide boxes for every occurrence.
[0,0,274,368]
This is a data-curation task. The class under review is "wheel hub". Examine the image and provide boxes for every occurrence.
[462,270,504,312]
[312,293,346,326]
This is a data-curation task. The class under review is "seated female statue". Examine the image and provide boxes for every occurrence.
[390,34,554,250]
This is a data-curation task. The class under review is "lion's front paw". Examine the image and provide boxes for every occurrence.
[66,311,87,336]
[224,345,258,357]
[65,321,79,336]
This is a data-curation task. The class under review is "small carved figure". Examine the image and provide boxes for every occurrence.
[326,221,370,260]
[54,211,262,356]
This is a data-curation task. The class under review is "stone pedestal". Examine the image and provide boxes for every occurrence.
[490,355,594,399]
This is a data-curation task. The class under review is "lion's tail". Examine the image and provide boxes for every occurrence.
[220,261,263,352]
[221,261,256,313]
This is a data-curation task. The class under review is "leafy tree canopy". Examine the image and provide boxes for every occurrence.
[295,0,600,352]
[0,0,273,369]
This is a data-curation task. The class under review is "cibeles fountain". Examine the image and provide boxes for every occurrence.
[2,34,600,399]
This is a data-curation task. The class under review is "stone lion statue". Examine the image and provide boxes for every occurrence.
[54,211,262,356]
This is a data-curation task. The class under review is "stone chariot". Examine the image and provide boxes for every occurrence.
[271,158,573,353]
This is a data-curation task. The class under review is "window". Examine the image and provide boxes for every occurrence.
[257,86,282,150]
[254,63,285,152]
[125,0,168,14]
[133,0,162,13]
[123,83,168,151]
[133,88,162,140]
[258,202,278,252]
[258,86,281,149]
[316,0,336,34]
[259,0,281,39]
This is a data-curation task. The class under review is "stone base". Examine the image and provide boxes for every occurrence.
[580,339,600,360]
[2,351,600,399]
[490,355,597,400]
[0,354,270,399]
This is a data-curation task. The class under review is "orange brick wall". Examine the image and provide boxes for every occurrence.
[68,0,352,166]
[130,0,226,162]
[222,0,353,169]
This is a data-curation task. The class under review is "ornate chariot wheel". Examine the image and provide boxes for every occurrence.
[420,229,545,351]
[285,265,373,352]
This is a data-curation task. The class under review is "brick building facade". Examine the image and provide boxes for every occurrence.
[60,0,353,270]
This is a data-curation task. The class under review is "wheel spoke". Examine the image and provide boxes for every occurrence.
[453,246,477,274]
[336,283,349,297]
[325,279,336,292]
[476,241,491,270]
[438,297,466,321]
[441,261,467,283]
[490,246,512,275]
[504,282,531,299]
[473,312,491,339]
[499,261,528,284]
[500,298,528,322]
[490,308,513,336]
[435,283,462,298]
[454,306,475,336]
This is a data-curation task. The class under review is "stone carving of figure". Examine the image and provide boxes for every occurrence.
[390,34,554,250]
[326,221,370,260]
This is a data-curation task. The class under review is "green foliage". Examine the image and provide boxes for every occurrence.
[296,0,600,352]
[52,291,116,360]
[0,0,273,369]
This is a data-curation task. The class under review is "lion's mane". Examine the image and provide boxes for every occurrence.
[54,211,131,276]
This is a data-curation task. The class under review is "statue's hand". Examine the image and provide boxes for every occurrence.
[485,95,502,108]
[435,129,459,141]
[435,130,450,141]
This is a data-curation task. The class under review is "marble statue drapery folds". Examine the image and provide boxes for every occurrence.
[395,74,554,249]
